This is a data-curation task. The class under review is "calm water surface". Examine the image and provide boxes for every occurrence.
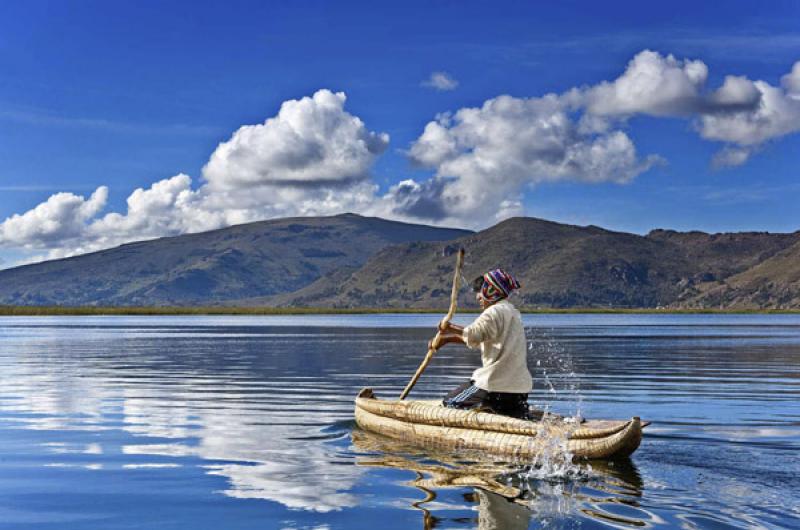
[0,314,798,529]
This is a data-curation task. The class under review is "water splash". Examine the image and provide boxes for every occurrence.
[520,480,585,528]
[520,328,588,482]
[517,415,589,482]
[527,327,583,420]
[498,455,592,527]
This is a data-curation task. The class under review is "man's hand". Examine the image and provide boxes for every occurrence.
[428,330,465,351]
[438,320,464,334]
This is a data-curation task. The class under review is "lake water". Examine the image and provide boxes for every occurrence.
[0,314,798,529]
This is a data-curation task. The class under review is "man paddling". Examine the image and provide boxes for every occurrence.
[430,269,533,419]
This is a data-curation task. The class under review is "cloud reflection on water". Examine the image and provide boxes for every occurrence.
[1,316,799,528]
[0,331,366,512]
[116,388,364,512]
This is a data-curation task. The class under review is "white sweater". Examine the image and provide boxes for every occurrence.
[462,299,533,393]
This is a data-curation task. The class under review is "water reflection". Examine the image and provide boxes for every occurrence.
[1,315,799,529]
[351,428,655,528]
[0,324,371,514]
[353,429,529,529]
[118,391,362,511]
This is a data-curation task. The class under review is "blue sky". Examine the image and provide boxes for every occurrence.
[1,0,799,266]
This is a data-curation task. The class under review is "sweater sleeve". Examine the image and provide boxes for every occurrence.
[462,309,498,349]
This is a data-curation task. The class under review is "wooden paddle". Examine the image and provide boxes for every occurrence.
[399,247,464,400]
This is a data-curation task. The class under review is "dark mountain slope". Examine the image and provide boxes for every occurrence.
[266,218,688,308]
[3,213,797,309]
[646,229,799,282]
[676,239,800,309]
[0,214,471,306]
[267,218,800,309]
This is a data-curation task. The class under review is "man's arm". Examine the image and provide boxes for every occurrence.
[439,321,463,334]
[428,320,466,350]
[428,330,465,350]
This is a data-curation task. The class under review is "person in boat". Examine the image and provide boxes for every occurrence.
[430,268,532,419]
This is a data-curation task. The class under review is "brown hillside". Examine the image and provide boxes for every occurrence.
[677,239,800,309]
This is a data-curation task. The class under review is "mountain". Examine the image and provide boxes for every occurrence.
[646,229,799,283]
[0,214,471,306]
[266,218,800,309]
[675,239,800,309]
[2,214,798,309]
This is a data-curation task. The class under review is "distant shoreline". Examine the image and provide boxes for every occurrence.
[1,306,798,316]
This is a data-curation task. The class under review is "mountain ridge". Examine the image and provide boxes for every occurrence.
[1,213,798,309]
[0,213,471,306]
[255,217,800,309]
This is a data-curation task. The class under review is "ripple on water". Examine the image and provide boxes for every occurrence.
[0,314,798,529]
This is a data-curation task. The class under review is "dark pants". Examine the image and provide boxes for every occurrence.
[443,380,530,419]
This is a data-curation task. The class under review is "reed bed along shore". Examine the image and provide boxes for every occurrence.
[1,305,798,316]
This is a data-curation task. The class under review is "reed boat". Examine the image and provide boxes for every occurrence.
[355,388,648,460]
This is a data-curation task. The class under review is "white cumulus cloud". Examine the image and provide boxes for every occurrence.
[698,78,800,147]
[781,61,800,98]
[0,187,107,249]
[405,93,661,224]
[203,89,388,189]
[711,146,754,169]
[584,50,708,116]
[583,51,800,167]
[708,75,761,108]
[421,71,459,91]
[0,90,393,263]
[3,53,800,265]
[89,174,202,243]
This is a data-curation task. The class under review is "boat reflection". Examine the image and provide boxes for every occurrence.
[352,428,653,529]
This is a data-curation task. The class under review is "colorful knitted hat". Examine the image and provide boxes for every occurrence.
[476,268,520,304]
